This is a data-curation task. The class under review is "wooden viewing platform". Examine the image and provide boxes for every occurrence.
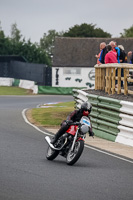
[94,63,133,95]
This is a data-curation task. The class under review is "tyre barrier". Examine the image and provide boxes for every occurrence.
[73,89,133,147]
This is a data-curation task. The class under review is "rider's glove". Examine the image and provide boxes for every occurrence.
[66,120,73,125]
[89,130,94,137]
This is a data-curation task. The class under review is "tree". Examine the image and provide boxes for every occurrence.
[63,23,111,38]
[40,29,63,56]
[0,26,12,55]
[10,23,22,43]
[0,20,2,31]
[21,39,50,65]
[8,22,50,65]
[120,25,133,37]
[0,21,50,65]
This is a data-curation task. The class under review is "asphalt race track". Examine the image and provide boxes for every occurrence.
[0,95,133,200]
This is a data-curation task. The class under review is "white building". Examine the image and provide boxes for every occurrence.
[52,37,96,89]
[52,66,95,89]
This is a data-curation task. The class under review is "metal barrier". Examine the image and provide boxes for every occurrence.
[73,89,133,146]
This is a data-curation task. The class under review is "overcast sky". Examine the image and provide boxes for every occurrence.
[0,0,133,43]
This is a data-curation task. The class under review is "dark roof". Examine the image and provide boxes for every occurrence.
[0,55,27,62]
[53,37,133,67]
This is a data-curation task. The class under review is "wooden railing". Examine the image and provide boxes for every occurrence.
[94,63,133,95]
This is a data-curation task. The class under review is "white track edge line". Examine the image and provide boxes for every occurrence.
[22,108,133,164]
[84,145,133,164]
[22,108,53,136]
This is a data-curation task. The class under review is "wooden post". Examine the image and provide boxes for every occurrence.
[112,68,116,94]
[98,68,101,90]
[95,68,98,90]
[101,68,105,90]
[97,68,100,90]
[124,68,128,95]
[108,68,111,94]
[117,68,121,94]
[105,67,108,93]
[99,68,101,89]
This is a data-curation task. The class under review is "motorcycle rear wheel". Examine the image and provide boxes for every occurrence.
[46,146,59,160]
[66,140,84,165]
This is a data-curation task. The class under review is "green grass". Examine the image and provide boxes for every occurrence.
[31,101,75,127]
[0,86,33,95]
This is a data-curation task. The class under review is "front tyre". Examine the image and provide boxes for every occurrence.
[46,146,59,160]
[66,140,84,165]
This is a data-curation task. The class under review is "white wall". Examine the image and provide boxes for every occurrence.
[0,78,14,86]
[19,80,38,94]
[52,67,95,89]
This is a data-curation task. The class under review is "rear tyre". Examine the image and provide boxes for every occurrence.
[46,146,59,160]
[66,140,84,165]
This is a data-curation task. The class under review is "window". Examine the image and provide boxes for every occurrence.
[63,68,81,75]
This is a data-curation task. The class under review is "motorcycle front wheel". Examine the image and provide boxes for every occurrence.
[66,140,84,165]
[46,146,59,160]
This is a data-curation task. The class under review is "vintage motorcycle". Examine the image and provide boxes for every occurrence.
[45,116,91,165]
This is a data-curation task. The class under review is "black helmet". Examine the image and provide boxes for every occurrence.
[81,102,92,113]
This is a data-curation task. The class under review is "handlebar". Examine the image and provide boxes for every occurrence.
[66,121,81,126]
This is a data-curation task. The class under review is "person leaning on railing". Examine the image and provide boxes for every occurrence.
[98,42,107,64]
[128,51,133,64]
[104,45,118,64]
[105,44,119,87]
[118,45,127,63]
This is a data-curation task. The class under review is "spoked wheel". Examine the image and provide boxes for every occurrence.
[66,140,84,165]
[46,146,59,160]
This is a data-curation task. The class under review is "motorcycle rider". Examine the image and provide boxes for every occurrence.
[51,102,94,144]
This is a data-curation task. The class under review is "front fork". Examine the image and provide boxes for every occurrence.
[70,128,79,152]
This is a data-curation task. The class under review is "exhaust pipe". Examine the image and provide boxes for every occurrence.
[45,136,63,151]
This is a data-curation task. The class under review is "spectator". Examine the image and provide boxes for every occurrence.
[128,51,133,64]
[98,42,107,64]
[95,45,102,64]
[105,44,119,87]
[105,44,118,64]
[118,45,127,63]
[109,41,120,63]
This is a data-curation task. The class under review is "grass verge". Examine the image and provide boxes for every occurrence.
[0,86,33,95]
[30,101,75,127]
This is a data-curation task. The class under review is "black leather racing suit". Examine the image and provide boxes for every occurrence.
[51,109,93,144]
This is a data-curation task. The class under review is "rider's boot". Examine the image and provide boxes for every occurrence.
[51,132,61,144]
[51,125,69,144]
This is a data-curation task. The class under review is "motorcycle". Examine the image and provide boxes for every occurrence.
[45,116,91,165]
